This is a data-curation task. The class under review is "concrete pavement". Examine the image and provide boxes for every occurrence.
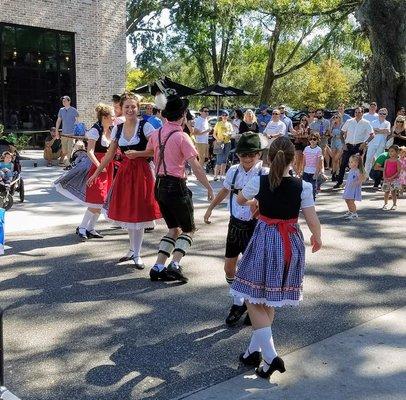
[1,151,405,400]
[181,307,406,400]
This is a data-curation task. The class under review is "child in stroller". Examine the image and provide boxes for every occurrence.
[0,152,13,185]
[0,148,24,210]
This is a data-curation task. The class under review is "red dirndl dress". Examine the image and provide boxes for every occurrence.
[104,156,161,228]
[86,152,114,205]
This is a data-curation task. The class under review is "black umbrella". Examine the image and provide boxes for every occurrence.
[132,76,200,97]
[197,83,253,115]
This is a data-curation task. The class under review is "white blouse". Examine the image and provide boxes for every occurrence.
[86,127,111,148]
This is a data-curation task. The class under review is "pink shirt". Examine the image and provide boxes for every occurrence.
[146,121,198,178]
[303,145,322,174]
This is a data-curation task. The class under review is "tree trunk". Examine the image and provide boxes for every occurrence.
[356,0,406,121]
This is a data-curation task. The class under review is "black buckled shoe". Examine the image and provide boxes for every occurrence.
[226,304,247,326]
[243,313,252,326]
[256,356,286,379]
[167,262,188,283]
[76,227,88,240]
[239,351,262,367]
[149,266,176,282]
[118,251,134,263]
[87,230,104,239]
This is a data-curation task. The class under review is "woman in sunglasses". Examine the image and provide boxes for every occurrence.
[329,113,344,181]
[387,116,406,148]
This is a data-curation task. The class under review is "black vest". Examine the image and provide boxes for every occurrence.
[91,122,109,154]
[115,120,148,152]
[255,176,302,219]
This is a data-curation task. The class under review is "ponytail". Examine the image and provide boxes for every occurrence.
[268,137,295,190]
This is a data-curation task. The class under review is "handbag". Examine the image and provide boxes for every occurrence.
[213,140,224,155]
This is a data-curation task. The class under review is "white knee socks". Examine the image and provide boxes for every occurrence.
[128,228,144,264]
[244,329,261,357]
[87,212,100,232]
[79,210,94,234]
[255,326,277,369]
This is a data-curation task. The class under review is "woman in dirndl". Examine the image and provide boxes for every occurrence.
[231,136,322,379]
[54,103,114,239]
[87,92,161,269]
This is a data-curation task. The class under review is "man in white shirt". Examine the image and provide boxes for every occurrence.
[194,106,211,166]
[363,101,379,123]
[365,108,391,176]
[334,106,374,188]
[262,109,286,164]
[278,104,295,134]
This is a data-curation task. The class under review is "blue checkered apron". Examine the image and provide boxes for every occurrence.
[230,220,305,307]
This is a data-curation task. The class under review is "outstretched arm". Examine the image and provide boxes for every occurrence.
[204,188,230,224]
[302,206,322,253]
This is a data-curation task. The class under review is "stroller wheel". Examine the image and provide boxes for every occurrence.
[2,194,13,211]
[19,179,25,202]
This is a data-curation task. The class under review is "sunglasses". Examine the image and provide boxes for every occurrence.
[221,114,228,117]
[309,138,318,141]
[309,111,315,113]
[272,112,280,115]
[202,110,209,113]
[379,112,387,115]
[239,152,257,158]
[396,120,404,123]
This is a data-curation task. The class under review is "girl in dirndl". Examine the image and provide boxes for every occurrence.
[87,92,161,269]
[231,136,322,379]
[54,103,114,239]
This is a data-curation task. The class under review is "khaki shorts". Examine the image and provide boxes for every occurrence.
[44,147,62,161]
[195,142,208,165]
[61,136,74,156]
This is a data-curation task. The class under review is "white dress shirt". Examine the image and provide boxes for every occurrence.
[341,118,373,145]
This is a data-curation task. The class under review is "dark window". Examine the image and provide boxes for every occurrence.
[0,23,76,131]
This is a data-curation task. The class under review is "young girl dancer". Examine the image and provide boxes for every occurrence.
[87,92,161,268]
[342,154,366,220]
[204,132,267,326]
[382,145,401,210]
[231,137,322,379]
[54,103,114,239]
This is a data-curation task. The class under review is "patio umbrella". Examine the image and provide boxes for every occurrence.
[132,76,200,97]
[197,83,253,115]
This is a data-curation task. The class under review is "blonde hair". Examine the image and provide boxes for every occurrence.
[244,109,257,123]
[95,103,113,121]
[349,154,365,175]
[268,137,295,190]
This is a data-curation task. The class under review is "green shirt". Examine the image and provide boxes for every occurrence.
[374,152,389,166]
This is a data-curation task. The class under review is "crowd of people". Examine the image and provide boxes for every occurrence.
[49,91,404,381]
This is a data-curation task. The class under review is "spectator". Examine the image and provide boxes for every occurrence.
[278,104,295,134]
[112,94,125,126]
[387,116,406,148]
[365,108,391,176]
[257,104,272,134]
[142,103,154,121]
[239,109,259,134]
[310,109,331,169]
[333,106,374,189]
[231,109,244,138]
[370,150,389,189]
[396,106,405,117]
[194,106,211,167]
[363,101,378,123]
[55,95,79,166]
[336,104,351,123]
[292,115,309,177]
[213,110,233,181]
[329,114,344,181]
[44,127,62,167]
[144,106,164,138]
[0,151,13,184]
[306,108,317,125]
[262,109,286,165]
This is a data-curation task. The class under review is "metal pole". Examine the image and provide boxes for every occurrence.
[0,308,4,387]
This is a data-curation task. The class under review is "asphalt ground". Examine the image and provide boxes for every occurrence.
[0,173,405,400]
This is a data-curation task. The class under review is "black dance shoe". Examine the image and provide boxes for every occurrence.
[167,262,188,283]
[149,266,176,282]
[243,313,252,326]
[87,230,104,239]
[239,351,262,367]
[144,227,155,233]
[118,251,134,263]
[225,304,247,326]
[256,356,286,379]
[132,257,145,270]
[76,227,88,240]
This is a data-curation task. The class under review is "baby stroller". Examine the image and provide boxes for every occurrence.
[0,145,24,211]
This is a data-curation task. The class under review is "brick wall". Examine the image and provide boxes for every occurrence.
[0,0,127,126]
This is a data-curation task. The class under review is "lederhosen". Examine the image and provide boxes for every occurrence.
[225,168,261,258]
[154,128,196,232]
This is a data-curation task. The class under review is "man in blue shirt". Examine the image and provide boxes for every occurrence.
[257,104,272,133]
[144,106,164,137]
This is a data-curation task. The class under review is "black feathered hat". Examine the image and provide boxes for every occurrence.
[160,95,189,121]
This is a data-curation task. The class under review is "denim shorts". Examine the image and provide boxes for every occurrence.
[216,142,231,165]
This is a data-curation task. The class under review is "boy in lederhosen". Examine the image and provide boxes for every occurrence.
[204,132,268,326]
[126,95,214,283]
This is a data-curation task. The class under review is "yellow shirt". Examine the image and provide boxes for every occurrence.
[214,121,233,143]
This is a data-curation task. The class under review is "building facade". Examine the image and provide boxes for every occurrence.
[0,0,126,131]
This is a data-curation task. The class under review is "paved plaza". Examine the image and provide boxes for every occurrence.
[0,152,405,400]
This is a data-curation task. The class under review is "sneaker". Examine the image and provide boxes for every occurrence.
[344,212,357,220]
[149,266,176,282]
[225,304,247,326]
[382,204,389,210]
[167,262,188,283]
[343,211,352,218]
